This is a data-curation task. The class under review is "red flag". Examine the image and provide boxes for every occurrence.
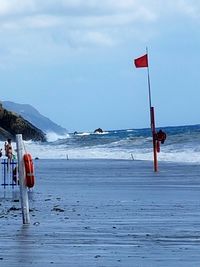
[134,54,148,68]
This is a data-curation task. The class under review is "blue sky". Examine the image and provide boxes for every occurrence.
[0,0,200,132]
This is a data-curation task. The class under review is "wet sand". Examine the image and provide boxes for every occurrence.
[1,159,200,266]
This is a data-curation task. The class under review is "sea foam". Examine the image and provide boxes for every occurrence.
[0,125,200,163]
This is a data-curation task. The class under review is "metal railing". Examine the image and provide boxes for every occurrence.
[1,159,18,189]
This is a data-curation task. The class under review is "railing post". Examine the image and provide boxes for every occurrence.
[16,134,30,224]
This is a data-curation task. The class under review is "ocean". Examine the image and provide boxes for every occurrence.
[1,124,199,163]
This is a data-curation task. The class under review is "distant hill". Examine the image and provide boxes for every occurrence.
[2,101,68,135]
[0,104,46,141]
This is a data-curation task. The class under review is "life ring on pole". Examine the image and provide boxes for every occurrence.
[23,153,35,188]
[157,130,167,144]
[156,140,160,153]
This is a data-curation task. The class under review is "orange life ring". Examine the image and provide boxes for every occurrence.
[23,153,35,188]
[157,130,167,144]
[156,140,160,153]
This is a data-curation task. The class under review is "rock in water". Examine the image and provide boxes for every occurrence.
[94,128,103,133]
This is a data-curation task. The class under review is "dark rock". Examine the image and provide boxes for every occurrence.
[33,222,40,226]
[7,206,20,212]
[94,255,101,258]
[94,128,103,133]
[52,207,65,212]
[0,103,46,141]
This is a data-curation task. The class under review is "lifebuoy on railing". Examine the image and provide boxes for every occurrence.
[23,153,35,188]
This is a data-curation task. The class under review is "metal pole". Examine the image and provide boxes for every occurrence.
[16,134,30,224]
[3,159,6,188]
[146,47,152,110]
[151,107,158,172]
[147,67,152,110]
[146,48,158,172]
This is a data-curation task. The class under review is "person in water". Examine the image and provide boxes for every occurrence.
[5,138,13,159]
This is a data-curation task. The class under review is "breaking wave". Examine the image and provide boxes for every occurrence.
[1,125,200,163]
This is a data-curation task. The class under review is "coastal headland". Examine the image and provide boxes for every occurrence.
[0,103,46,141]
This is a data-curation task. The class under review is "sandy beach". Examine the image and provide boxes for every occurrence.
[1,159,200,266]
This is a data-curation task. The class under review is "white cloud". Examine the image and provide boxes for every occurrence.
[0,0,200,19]
[0,0,200,65]
[2,15,63,30]
[0,0,36,15]
[175,0,200,18]
[0,1,158,47]
[70,30,114,47]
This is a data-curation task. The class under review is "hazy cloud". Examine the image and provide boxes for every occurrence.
[0,0,200,19]
[0,0,199,65]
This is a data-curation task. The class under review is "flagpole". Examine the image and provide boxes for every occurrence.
[151,106,158,172]
[146,48,158,172]
[146,47,152,110]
